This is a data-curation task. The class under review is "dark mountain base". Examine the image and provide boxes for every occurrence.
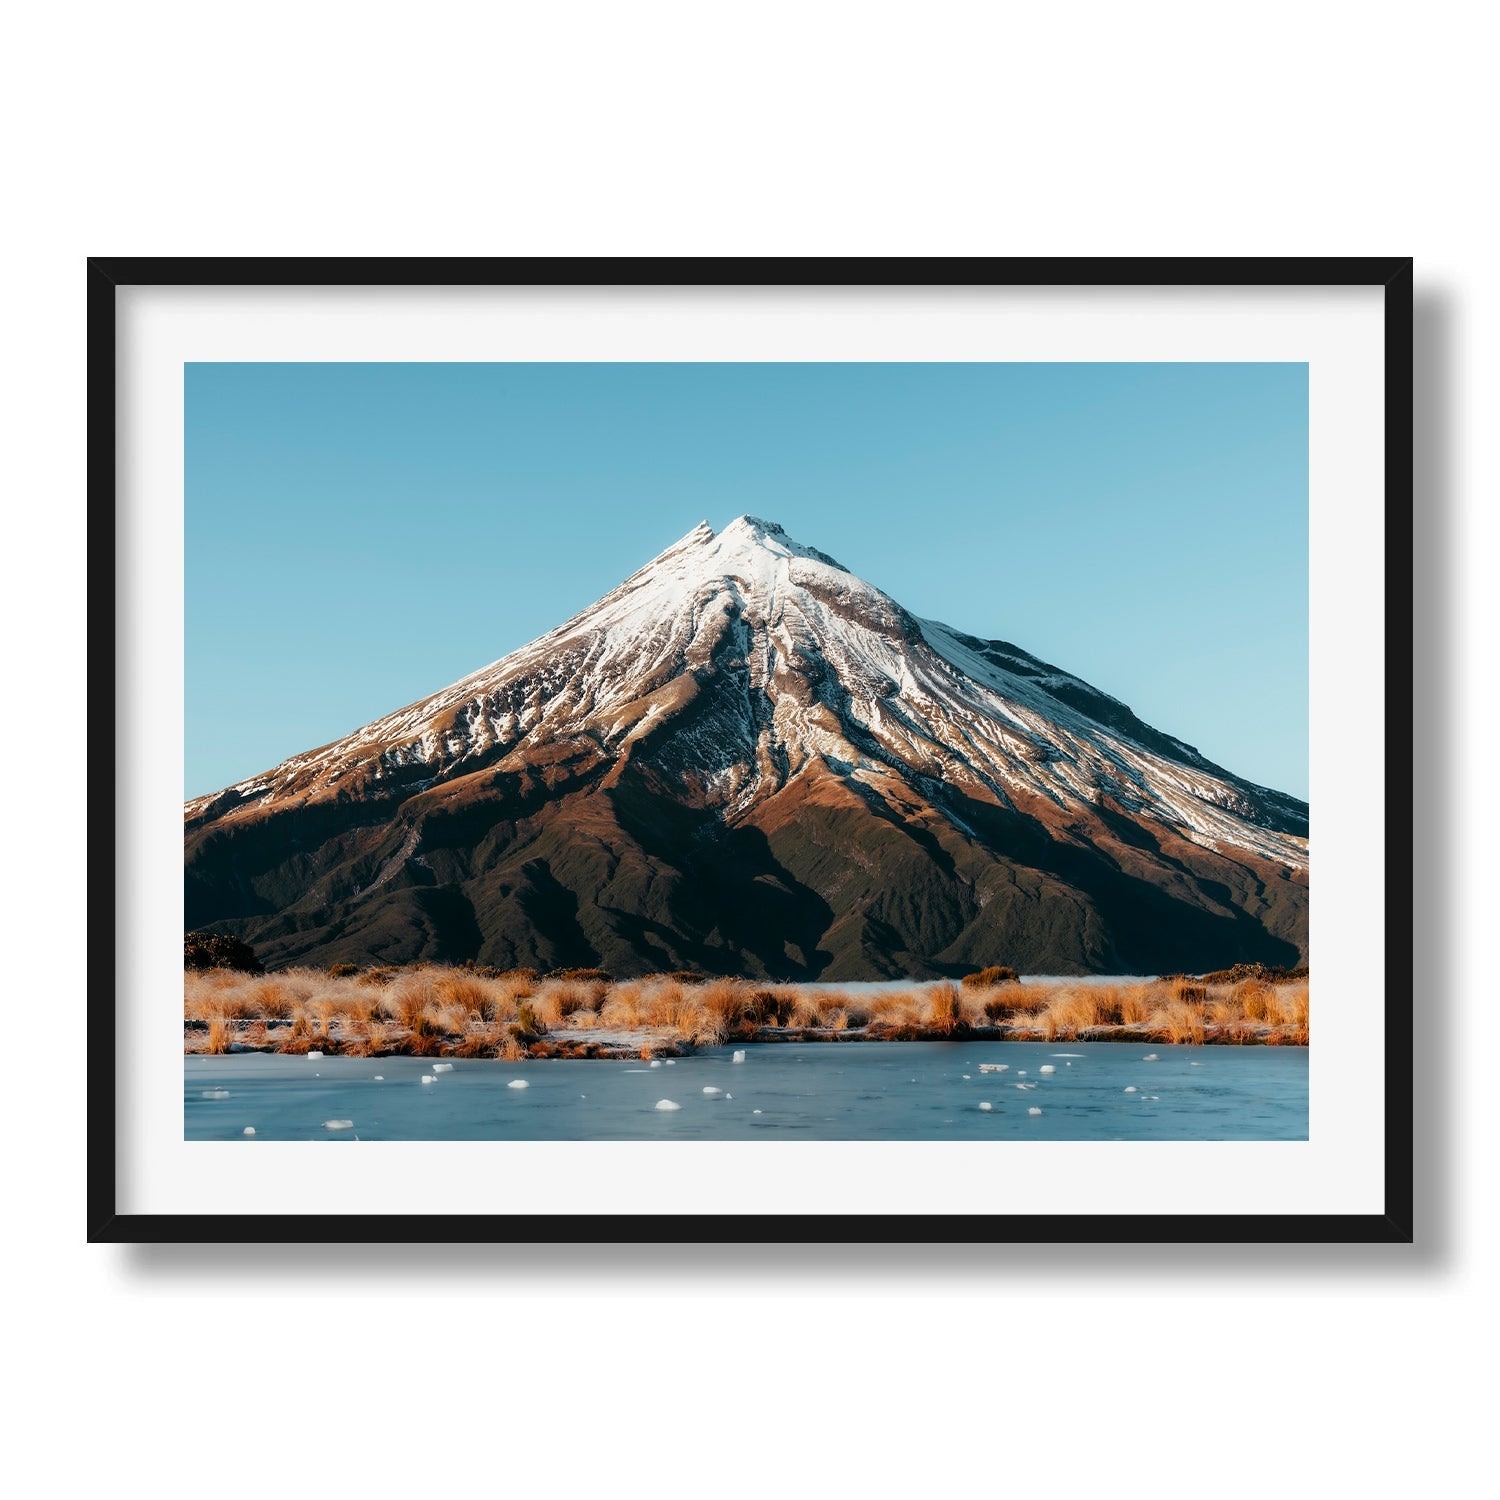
[187,754,1307,978]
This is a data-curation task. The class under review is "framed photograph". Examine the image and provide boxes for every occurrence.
[92,258,1413,1243]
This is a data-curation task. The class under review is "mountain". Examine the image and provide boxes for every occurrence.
[185,516,1309,978]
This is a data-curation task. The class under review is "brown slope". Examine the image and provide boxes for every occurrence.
[187,736,1306,977]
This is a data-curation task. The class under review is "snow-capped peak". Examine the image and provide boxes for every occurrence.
[185,517,1308,873]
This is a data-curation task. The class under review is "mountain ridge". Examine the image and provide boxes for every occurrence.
[185,516,1308,977]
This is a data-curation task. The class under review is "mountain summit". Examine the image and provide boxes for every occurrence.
[186,517,1308,977]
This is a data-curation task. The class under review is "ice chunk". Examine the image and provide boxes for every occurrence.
[1124,1086,1138,1093]
[649,1060,663,1068]
[323,1119,354,1130]
[1039,1065,1056,1074]
[242,1126,255,1136]
[507,1079,529,1090]
[432,1062,453,1073]
[1028,1106,1042,1116]
[372,1075,384,1081]
[962,1074,971,1080]
[1050,1053,1085,1058]
[664,1060,675,1066]
[421,1075,435,1084]
[1143,1054,1159,1062]
[702,1086,723,1096]
[732,1050,746,1063]
[306,1051,323,1060]
[752,1109,763,1115]
[200,1089,230,1100]
[978,1102,993,1112]
[654,1099,682,1111]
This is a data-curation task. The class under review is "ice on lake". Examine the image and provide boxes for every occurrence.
[184,1042,1307,1142]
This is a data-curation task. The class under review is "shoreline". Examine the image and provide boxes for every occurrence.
[186,1018,1309,1061]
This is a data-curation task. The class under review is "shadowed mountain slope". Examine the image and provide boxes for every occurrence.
[186,517,1308,976]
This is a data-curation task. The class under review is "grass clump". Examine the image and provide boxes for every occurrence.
[926,982,964,1036]
[962,966,1018,988]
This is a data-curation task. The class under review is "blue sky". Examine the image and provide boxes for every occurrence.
[185,362,1308,800]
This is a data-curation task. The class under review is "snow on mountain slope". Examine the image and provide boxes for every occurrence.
[186,516,1307,873]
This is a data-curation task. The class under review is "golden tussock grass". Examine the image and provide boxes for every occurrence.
[598,982,645,1030]
[1234,978,1274,1022]
[435,1003,474,1036]
[926,981,963,1035]
[867,990,923,1026]
[961,965,1018,988]
[186,964,1308,1051]
[1149,1000,1207,1045]
[530,979,602,1029]
[430,972,492,1013]
[389,976,435,1029]
[992,983,1050,1017]
[1284,983,1311,1028]
[453,1027,503,1058]
[1036,989,1102,1039]
[1204,996,1238,1027]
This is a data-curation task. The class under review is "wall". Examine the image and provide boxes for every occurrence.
[2,5,1490,1495]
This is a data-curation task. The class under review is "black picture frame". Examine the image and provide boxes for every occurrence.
[91,257,1414,1245]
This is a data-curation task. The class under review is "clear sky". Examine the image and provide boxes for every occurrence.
[186,362,1308,800]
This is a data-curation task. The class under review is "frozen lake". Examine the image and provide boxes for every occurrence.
[186,1041,1307,1141]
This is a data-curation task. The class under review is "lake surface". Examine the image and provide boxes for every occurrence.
[185,1041,1307,1141]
